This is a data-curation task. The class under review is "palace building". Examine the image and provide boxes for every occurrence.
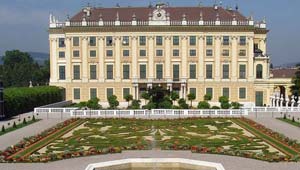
[48,3,293,107]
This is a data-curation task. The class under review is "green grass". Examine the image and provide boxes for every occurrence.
[277,118,300,128]
[0,119,41,136]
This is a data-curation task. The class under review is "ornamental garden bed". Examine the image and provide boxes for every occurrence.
[0,118,299,163]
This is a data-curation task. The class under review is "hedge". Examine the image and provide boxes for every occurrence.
[4,86,63,118]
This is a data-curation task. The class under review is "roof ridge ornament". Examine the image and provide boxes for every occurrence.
[99,13,103,21]
[116,12,119,21]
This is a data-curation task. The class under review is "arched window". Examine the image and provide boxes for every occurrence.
[256,64,263,79]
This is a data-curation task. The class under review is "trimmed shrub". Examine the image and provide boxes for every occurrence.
[1,125,5,132]
[32,115,36,121]
[4,86,63,118]
[204,94,212,101]
[211,106,220,109]
[13,121,17,128]
[231,102,242,109]
[197,101,210,109]
[23,118,27,124]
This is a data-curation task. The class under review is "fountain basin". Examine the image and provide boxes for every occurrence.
[85,158,225,170]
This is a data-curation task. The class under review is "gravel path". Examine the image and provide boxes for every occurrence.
[0,119,65,150]
[0,150,299,170]
[248,112,300,142]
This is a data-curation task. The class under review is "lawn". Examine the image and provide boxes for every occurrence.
[1,118,299,162]
[277,118,300,128]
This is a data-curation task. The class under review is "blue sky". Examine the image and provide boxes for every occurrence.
[0,0,299,66]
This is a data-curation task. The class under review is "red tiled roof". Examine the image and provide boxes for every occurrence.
[70,6,247,22]
[271,68,297,78]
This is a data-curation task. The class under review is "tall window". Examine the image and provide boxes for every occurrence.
[206,36,213,45]
[139,50,146,57]
[255,91,264,106]
[190,88,196,95]
[173,36,179,45]
[106,50,113,57]
[239,49,246,56]
[73,50,80,57]
[240,36,246,45]
[206,88,213,98]
[189,49,196,57]
[59,66,65,80]
[90,65,97,80]
[140,64,146,79]
[106,36,113,46]
[189,64,196,79]
[89,36,96,46]
[222,49,229,56]
[223,88,229,98]
[73,65,80,80]
[123,88,130,99]
[73,88,80,100]
[173,49,179,57]
[156,36,163,46]
[206,49,213,56]
[206,64,213,79]
[189,36,196,46]
[222,64,229,79]
[156,49,163,57]
[73,37,79,46]
[123,50,130,57]
[90,50,96,57]
[90,88,97,99]
[123,65,130,79]
[156,64,163,79]
[122,36,129,46]
[239,88,246,99]
[59,51,65,58]
[106,88,113,99]
[256,64,263,79]
[173,64,179,80]
[239,64,246,79]
[59,38,65,47]
[139,36,146,46]
[106,65,113,79]
[223,36,230,45]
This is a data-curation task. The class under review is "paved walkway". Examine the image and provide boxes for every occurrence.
[248,112,300,142]
[0,151,299,170]
[0,118,65,150]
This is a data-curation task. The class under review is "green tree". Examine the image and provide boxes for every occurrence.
[291,65,300,96]
[219,96,231,109]
[1,125,5,132]
[13,122,17,128]
[204,94,212,101]
[170,91,179,105]
[130,99,141,109]
[0,50,49,87]
[108,95,119,109]
[158,96,173,109]
[124,94,133,108]
[231,102,242,109]
[197,101,210,109]
[178,98,189,109]
[187,93,196,108]
[87,98,101,109]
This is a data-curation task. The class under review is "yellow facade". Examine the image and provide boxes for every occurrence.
[48,5,292,107]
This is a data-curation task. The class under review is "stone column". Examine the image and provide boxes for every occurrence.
[133,83,139,100]
[148,36,154,80]
[285,94,289,108]
[181,36,188,79]
[50,38,58,82]
[65,37,71,81]
[198,36,205,81]
[82,37,88,82]
[165,36,171,81]
[280,94,284,107]
[167,83,173,91]
[231,36,238,81]
[214,36,221,81]
[98,36,105,82]
[181,83,186,99]
[248,36,254,80]
[132,36,138,80]
[114,36,121,82]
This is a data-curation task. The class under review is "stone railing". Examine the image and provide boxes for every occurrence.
[69,109,247,118]
[243,107,300,112]
[50,19,266,29]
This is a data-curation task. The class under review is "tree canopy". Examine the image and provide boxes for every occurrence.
[0,50,49,87]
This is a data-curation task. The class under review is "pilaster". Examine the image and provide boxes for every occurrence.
[114,36,121,81]
[132,36,138,79]
[148,36,154,79]
[214,36,221,81]
[248,36,254,81]
[231,36,238,81]
[82,36,88,82]
[65,37,72,81]
[198,36,205,81]
[165,36,171,80]
[50,38,58,82]
[98,36,105,82]
[181,36,188,79]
